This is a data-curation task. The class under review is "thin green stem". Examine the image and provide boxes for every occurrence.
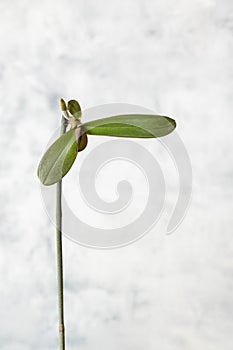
[56,116,68,350]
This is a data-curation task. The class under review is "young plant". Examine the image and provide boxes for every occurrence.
[37,98,176,349]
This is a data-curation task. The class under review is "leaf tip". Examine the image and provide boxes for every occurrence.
[60,98,67,111]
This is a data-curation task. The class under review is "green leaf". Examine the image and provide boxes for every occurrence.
[68,99,82,120]
[82,114,176,138]
[38,129,77,186]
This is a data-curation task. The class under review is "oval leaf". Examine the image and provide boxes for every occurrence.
[78,132,88,152]
[68,99,82,120]
[38,129,77,186]
[82,114,176,138]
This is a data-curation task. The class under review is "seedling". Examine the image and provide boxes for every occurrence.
[37,98,176,349]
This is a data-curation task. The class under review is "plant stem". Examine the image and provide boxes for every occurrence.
[56,115,68,350]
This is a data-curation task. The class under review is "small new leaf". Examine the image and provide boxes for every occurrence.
[78,132,88,152]
[60,98,67,111]
[68,100,82,120]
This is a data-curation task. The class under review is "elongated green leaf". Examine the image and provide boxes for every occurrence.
[38,129,77,186]
[82,114,176,138]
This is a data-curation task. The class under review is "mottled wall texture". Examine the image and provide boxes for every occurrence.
[0,1,233,349]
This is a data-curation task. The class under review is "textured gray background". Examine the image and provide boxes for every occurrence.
[0,0,233,349]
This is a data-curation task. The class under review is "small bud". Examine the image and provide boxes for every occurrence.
[68,99,82,120]
[60,98,71,120]
[60,98,67,111]
[78,132,88,152]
